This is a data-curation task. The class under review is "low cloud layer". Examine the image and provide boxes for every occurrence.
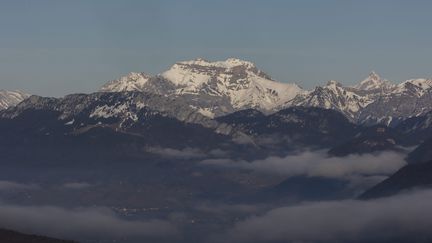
[0,204,177,241]
[223,189,432,243]
[145,146,206,159]
[0,181,39,191]
[196,203,263,215]
[63,182,92,189]
[202,150,406,180]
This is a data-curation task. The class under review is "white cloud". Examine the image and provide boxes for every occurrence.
[202,150,407,180]
[0,204,177,241]
[224,189,432,243]
[0,181,39,191]
[63,182,92,189]
[145,147,206,159]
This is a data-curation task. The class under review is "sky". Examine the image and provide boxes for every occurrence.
[1,0,432,97]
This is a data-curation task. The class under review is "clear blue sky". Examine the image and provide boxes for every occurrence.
[1,0,431,96]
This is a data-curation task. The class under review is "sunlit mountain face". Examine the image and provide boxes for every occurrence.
[0,90,30,110]
[1,57,432,243]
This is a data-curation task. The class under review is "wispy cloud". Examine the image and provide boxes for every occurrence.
[0,204,177,241]
[0,181,39,191]
[201,150,406,180]
[145,147,206,159]
[223,189,432,243]
[63,182,92,189]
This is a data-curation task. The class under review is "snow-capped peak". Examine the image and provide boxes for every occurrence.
[368,71,381,81]
[0,90,30,110]
[354,71,393,91]
[402,78,432,90]
[223,58,256,68]
[392,78,432,97]
[326,80,343,87]
[160,58,304,110]
[100,58,305,116]
[100,72,152,92]
[176,57,256,69]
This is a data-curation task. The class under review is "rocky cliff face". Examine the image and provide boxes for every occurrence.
[0,90,30,110]
[101,58,305,118]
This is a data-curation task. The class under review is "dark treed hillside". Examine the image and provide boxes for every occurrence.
[0,229,77,243]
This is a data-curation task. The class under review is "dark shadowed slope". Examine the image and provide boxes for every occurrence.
[360,160,432,199]
[360,138,432,199]
[0,229,77,243]
[328,125,405,156]
[217,107,359,150]
[406,137,432,164]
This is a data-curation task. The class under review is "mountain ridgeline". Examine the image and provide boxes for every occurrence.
[2,58,432,157]
[2,58,432,127]
[2,58,432,146]
[98,59,432,126]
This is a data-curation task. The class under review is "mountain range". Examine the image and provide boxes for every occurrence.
[101,58,304,118]
[2,58,432,157]
[2,58,432,127]
[99,58,432,126]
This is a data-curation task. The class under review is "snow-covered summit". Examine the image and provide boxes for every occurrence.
[326,80,343,88]
[290,79,373,119]
[354,71,394,91]
[177,57,256,69]
[101,58,305,117]
[99,60,432,124]
[383,78,432,98]
[160,57,271,87]
[0,90,30,110]
[100,72,152,92]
